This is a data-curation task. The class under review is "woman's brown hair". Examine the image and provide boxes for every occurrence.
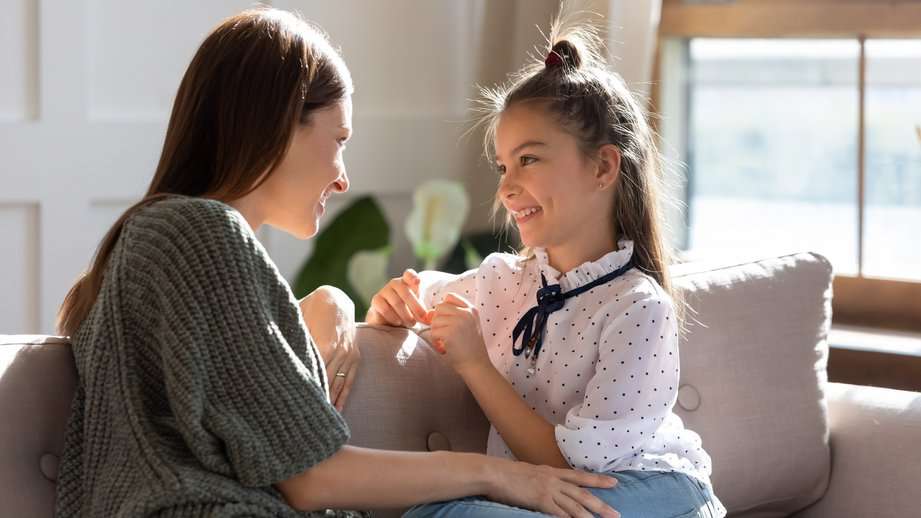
[57,8,352,337]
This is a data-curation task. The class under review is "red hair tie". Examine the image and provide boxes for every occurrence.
[545,51,563,67]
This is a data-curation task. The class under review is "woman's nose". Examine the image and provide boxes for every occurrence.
[333,171,349,193]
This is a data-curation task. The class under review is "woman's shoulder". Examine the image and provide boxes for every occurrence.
[126,195,256,250]
[132,195,245,233]
[121,195,271,274]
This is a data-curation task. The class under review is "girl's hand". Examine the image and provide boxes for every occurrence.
[366,269,430,328]
[429,293,491,374]
[299,286,358,411]
[487,458,621,518]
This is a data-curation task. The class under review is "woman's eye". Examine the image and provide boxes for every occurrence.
[495,164,506,175]
[520,155,537,166]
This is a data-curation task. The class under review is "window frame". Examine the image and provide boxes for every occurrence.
[657,0,921,333]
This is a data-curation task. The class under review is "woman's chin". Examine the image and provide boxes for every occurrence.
[282,220,318,240]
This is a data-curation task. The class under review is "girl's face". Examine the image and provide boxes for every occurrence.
[252,97,352,239]
[494,103,619,263]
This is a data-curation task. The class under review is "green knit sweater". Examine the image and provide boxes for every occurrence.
[55,196,362,517]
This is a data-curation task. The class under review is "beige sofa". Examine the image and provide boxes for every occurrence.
[2,252,919,517]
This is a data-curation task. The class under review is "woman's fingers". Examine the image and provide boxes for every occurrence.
[560,484,619,518]
[335,359,358,411]
[553,492,590,518]
[557,469,618,489]
[541,500,569,518]
[325,348,346,396]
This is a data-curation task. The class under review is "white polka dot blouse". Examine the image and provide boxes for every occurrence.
[417,239,716,488]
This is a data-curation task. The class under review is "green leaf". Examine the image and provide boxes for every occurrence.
[462,239,483,271]
[292,196,390,319]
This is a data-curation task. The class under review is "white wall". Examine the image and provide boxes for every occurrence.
[0,0,660,335]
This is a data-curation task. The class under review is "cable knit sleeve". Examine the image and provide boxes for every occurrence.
[124,197,349,488]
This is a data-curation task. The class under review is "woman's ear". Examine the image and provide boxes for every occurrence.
[595,144,622,189]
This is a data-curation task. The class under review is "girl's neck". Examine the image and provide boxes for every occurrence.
[544,232,618,275]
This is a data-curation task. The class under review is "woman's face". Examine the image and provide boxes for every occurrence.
[249,97,352,239]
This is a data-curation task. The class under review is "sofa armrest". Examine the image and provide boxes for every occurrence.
[792,382,921,518]
[340,324,489,454]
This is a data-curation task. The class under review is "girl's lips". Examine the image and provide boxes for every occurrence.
[512,206,542,223]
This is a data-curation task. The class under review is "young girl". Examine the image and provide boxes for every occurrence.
[367,16,727,518]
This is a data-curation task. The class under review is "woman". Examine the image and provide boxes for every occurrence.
[54,8,619,518]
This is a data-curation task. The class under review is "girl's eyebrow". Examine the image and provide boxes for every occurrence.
[495,141,547,161]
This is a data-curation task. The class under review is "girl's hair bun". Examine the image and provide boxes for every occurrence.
[546,39,582,70]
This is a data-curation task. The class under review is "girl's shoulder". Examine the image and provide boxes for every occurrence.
[480,251,528,270]
[470,251,534,282]
[598,268,677,316]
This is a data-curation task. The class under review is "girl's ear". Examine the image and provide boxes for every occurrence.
[595,144,622,189]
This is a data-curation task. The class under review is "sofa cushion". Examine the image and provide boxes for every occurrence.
[0,335,77,518]
[670,252,833,517]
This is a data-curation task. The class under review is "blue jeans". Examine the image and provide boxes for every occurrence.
[403,470,724,518]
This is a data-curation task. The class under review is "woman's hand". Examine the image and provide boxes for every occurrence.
[299,286,358,411]
[487,458,621,518]
[366,269,429,328]
[428,293,491,375]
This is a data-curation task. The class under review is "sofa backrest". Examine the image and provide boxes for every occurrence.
[0,335,76,518]
[670,252,834,517]
[0,252,835,518]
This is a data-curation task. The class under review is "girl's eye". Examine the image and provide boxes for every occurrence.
[495,164,506,175]
[520,155,538,166]
[337,136,349,147]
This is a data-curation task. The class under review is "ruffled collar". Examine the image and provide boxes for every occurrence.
[533,239,635,291]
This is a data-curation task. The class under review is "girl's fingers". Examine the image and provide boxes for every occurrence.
[391,278,429,322]
[369,296,403,327]
[442,292,473,309]
[380,289,415,327]
[433,301,463,318]
[402,269,421,291]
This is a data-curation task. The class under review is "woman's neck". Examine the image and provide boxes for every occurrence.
[227,194,266,233]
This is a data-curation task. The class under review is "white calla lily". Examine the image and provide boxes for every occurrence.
[405,179,470,269]
[347,247,391,306]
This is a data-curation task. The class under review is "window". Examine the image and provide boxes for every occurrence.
[659,37,920,282]
[865,40,921,281]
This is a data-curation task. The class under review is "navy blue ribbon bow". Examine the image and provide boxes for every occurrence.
[512,258,635,366]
